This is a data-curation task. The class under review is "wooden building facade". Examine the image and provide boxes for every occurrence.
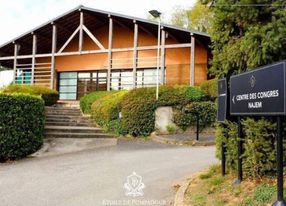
[0,6,211,100]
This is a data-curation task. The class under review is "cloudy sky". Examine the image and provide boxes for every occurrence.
[0,0,197,45]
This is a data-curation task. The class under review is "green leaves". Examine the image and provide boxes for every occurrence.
[207,0,286,76]
[0,94,44,161]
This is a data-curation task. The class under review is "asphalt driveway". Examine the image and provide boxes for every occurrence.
[0,140,216,206]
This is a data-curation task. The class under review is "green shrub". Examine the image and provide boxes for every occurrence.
[80,91,117,114]
[173,101,217,131]
[157,85,205,106]
[2,84,58,106]
[200,79,217,100]
[91,90,127,126]
[216,118,281,178]
[0,93,45,161]
[122,88,157,136]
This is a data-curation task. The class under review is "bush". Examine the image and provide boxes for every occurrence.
[0,93,45,161]
[91,91,128,127]
[157,85,205,106]
[173,101,217,131]
[200,79,217,100]
[80,91,117,114]
[122,88,157,136]
[2,84,58,106]
[216,117,280,178]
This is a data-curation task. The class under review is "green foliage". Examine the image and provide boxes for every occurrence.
[91,90,127,127]
[166,124,176,134]
[203,0,286,77]
[251,184,276,205]
[216,118,282,178]
[173,101,216,131]
[121,88,157,136]
[2,84,58,106]
[80,91,117,114]
[0,94,44,161]
[200,79,217,100]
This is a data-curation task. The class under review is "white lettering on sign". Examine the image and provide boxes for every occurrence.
[248,102,262,109]
[234,90,279,103]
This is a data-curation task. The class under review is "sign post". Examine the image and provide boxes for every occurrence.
[217,78,227,176]
[229,61,286,206]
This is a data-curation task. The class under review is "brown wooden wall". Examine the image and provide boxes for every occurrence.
[54,24,208,86]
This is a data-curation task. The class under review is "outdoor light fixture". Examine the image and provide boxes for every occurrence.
[149,10,161,100]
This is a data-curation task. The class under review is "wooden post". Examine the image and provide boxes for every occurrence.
[79,11,84,53]
[31,34,37,84]
[107,17,113,91]
[13,43,18,84]
[160,29,166,85]
[51,23,57,89]
[190,33,195,86]
[132,22,138,88]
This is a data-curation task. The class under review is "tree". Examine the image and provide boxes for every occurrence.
[203,0,286,77]
[187,1,213,32]
[168,1,213,32]
[169,6,189,28]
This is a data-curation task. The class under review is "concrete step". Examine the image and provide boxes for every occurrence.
[45,121,93,127]
[45,126,103,134]
[45,115,88,119]
[44,132,114,139]
[45,110,81,114]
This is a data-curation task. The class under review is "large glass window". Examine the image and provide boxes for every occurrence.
[59,71,107,100]
[59,72,77,100]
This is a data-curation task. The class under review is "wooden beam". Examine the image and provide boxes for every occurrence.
[79,11,84,53]
[160,30,166,85]
[51,24,57,89]
[13,44,18,84]
[0,43,193,61]
[31,34,37,84]
[190,33,195,86]
[139,25,155,37]
[83,25,105,50]
[133,22,138,88]
[107,17,113,91]
[58,26,80,53]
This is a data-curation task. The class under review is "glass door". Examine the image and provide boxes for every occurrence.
[59,72,77,100]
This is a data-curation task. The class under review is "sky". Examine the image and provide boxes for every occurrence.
[0,0,197,45]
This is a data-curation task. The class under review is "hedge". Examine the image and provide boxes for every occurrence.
[173,101,217,131]
[216,118,280,178]
[80,91,117,114]
[2,84,59,106]
[0,94,45,161]
[121,88,157,136]
[121,86,206,136]
[91,91,128,134]
[200,79,217,100]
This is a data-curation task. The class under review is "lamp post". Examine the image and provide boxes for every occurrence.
[149,10,161,100]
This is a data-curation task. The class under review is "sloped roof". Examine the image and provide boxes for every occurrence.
[0,5,210,57]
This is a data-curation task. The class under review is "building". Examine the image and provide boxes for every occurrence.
[0,6,211,100]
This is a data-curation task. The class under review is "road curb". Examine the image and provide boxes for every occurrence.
[151,133,215,146]
[173,172,205,206]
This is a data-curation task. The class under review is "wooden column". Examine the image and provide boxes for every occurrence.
[190,33,195,86]
[160,30,166,85]
[79,11,84,53]
[107,17,113,91]
[31,34,37,84]
[51,23,57,89]
[132,22,138,88]
[13,43,18,84]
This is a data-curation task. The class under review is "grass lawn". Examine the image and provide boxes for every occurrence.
[184,165,285,206]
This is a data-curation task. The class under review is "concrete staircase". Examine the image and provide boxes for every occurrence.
[44,103,114,139]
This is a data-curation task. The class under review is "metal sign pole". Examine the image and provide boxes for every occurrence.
[221,124,227,176]
[235,116,243,184]
[272,116,286,206]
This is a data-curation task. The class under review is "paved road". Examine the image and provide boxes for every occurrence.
[0,140,216,206]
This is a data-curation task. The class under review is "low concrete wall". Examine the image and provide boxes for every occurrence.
[155,106,176,134]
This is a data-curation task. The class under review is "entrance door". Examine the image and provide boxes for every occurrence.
[59,72,77,100]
